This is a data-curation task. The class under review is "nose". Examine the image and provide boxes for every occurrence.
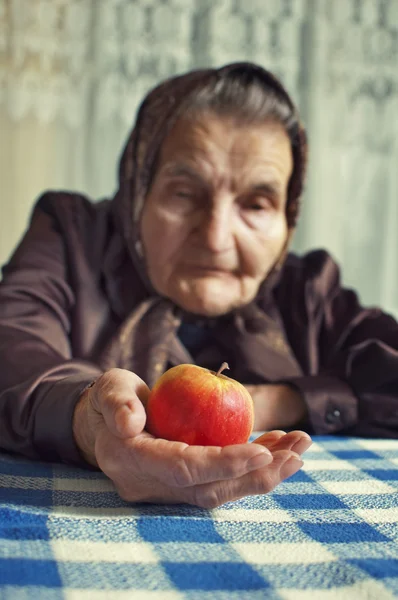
[199,205,234,253]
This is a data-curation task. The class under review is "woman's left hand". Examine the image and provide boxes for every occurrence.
[245,384,308,431]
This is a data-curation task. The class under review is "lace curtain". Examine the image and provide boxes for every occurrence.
[1,0,397,316]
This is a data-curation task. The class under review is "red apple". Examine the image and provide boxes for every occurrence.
[146,362,254,446]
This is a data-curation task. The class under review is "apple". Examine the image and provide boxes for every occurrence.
[146,362,254,446]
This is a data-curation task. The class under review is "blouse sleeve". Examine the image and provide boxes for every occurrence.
[0,197,103,465]
[287,251,398,438]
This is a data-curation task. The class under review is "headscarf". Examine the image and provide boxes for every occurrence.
[101,63,308,385]
[113,62,308,294]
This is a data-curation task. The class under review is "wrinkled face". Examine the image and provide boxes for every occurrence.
[140,113,293,316]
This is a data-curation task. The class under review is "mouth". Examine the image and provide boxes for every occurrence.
[187,265,233,275]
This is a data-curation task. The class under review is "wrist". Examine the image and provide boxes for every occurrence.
[73,383,99,467]
[280,384,308,428]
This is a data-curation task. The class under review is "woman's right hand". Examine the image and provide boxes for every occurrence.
[73,368,312,508]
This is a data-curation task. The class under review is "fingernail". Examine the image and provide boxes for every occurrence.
[247,450,272,470]
[280,454,304,479]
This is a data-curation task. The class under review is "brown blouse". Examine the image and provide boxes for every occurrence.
[1,192,398,467]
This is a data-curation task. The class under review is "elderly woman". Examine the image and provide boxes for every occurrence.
[1,63,397,508]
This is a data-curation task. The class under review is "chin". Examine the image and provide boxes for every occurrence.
[181,301,234,318]
[162,275,258,317]
[188,301,234,317]
[174,281,243,317]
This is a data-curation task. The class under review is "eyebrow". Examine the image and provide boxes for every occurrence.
[160,162,283,201]
[161,163,207,185]
[251,182,283,202]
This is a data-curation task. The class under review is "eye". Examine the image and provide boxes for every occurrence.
[248,202,267,211]
[165,184,200,215]
[175,189,194,199]
[244,197,272,212]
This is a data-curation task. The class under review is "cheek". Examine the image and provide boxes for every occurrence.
[141,210,188,271]
[240,216,288,276]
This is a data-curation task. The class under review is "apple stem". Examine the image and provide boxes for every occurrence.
[216,362,230,377]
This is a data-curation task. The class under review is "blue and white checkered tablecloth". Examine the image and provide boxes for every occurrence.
[1,436,398,599]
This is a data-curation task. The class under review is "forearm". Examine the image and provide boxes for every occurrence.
[246,377,358,434]
[0,331,102,464]
[248,376,398,439]
[342,391,398,439]
[284,375,358,434]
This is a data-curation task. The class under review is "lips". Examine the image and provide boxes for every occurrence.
[186,265,233,274]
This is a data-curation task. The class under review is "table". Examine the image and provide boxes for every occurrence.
[1,436,398,599]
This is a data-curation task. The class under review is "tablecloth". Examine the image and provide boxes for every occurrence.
[1,435,398,599]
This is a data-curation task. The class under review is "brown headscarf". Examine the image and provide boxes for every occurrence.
[102,63,308,385]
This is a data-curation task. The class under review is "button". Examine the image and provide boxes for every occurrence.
[326,408,341,424]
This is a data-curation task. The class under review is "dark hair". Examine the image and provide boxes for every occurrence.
[185,67,296,129]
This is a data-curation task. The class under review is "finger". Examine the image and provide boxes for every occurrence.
[279,451,305,479]
[186,449,303,509]
[130,436,273,488]
[252,430,286,447]
[289,431,312,455]
[265,430,312,455]
[92,368,149,439]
